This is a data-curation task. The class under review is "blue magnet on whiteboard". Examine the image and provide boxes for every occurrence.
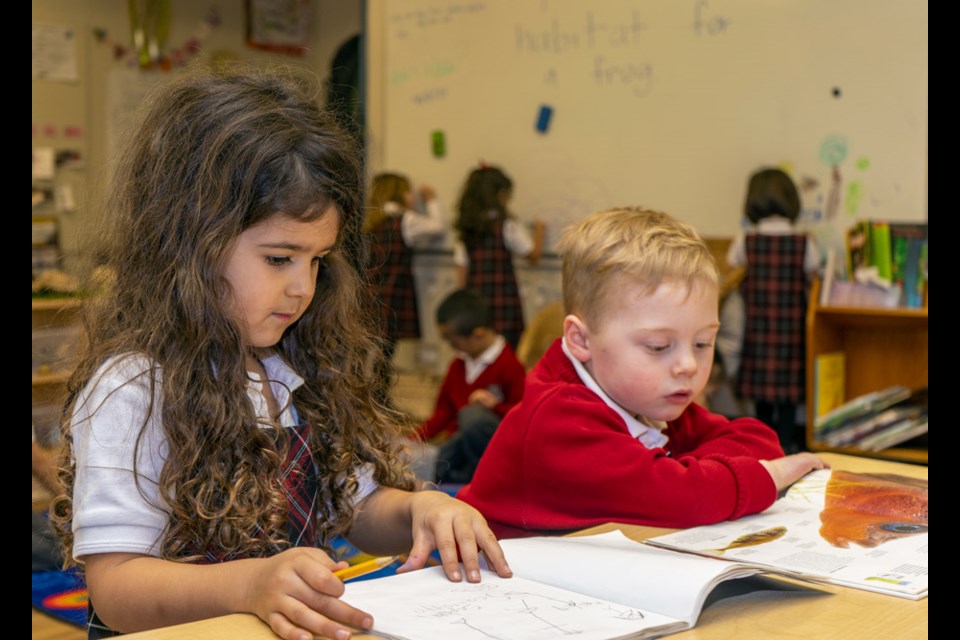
[431,130,446,157]
[535,105,553,133]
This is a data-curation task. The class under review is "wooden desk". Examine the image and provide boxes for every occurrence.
[122,453,927,640]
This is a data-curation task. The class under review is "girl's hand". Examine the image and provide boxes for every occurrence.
[527,218,546,266]
[759,452,830,492]
[245,547,374,640]
[396,491,513,584]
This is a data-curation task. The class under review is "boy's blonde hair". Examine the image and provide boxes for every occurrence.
[557,207,719,326]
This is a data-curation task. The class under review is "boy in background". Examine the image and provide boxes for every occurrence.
[458,207,826,537]
[33,423,64,570]
[414,288,527,484]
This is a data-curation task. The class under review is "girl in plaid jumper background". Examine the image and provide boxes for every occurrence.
[364,172,447,395]
[727,167,822,454]
[453,164,546,350]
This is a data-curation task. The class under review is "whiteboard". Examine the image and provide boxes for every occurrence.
[365,0,927,251]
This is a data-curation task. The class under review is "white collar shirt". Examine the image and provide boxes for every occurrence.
[461,335,506,384]
[561,338,669,449]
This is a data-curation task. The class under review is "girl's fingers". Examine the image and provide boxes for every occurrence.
[267,597,372,640]
[474,525,512,578]
[395,542,433,575]
[451,516,481,583]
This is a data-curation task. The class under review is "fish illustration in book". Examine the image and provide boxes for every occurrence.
[711,526,787,554]
[819,470,928,549]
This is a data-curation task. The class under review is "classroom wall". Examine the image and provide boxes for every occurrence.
[366,0,928,246]
[32,0,363,277]
[34,1,928,380]
[367,0,928,376]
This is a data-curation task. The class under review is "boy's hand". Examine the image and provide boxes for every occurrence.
[759,453,830,492]
[468,389,498,408]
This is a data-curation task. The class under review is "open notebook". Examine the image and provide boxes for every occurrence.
[342,530,824,640]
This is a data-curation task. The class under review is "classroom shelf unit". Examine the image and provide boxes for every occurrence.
[32,297,84,437]
[805,279,928,465]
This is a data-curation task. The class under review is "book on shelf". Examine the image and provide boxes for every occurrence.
[813,351,845,419]
[842,220,927,308]
[815,385,927,449]
[820,404,925,448]
[888,222,928,308]
[818,247,837,305]
[646,468,927,600]
[856,416,928,452]
[342,530,826,640]
[812,385,912,436]
[868,221,893,282]
[842,386,928,451]
[845,220,870,280]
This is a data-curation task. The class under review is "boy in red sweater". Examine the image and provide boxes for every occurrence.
[457,207,827,537]
[415,288,526,484]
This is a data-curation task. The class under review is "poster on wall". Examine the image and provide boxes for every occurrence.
[245,0,310,55]
[32,22,78,82]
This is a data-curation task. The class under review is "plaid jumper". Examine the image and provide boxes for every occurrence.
[87,421,319,638]
[465,220,525,349]
[735,234,808,404]
[366,216,422,344]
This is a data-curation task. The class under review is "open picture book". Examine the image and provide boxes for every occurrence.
[343,530,825,640]
[645,469,928,600]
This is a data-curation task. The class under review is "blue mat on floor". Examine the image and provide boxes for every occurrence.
[32,566,88,628]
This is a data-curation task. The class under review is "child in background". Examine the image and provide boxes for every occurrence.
[454,164,546,349]
[458,207,827,538]
[49,64,511,640]
[364,172,446,394]
[33,423,65,571]
[726,168,821,454]
[412,288,526,484]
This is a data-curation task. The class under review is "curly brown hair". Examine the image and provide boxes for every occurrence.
[50,63,416,566]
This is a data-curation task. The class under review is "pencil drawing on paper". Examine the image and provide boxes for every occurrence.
[410,582,648,638]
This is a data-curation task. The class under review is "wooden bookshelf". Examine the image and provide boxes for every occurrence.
[806,279,927,464]
[32,296,85,434]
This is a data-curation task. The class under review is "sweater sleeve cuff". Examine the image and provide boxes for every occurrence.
[720,456,779,518]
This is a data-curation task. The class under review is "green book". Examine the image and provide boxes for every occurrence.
[869,221,892,282]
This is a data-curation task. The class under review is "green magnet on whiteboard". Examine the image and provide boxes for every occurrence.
[431,130,446,157]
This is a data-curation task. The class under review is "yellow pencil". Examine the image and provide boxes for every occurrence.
[333,556,399,581]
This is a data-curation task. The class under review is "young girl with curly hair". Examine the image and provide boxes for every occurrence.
[50,64,511,640]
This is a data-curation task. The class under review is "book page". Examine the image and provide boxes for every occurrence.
[495,531,764,626]
[343,565,686,640]
[648,472,928,599]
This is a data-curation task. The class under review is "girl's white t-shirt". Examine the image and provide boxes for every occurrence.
[70,352,377,560]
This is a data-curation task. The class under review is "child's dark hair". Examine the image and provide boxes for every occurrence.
[436,288,493,337]
[456,165,513,241]
[51,62,414,565]
[744,168,801,224]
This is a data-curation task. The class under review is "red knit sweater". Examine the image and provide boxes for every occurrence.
[457,339,784,538]
[416,342,526,442]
